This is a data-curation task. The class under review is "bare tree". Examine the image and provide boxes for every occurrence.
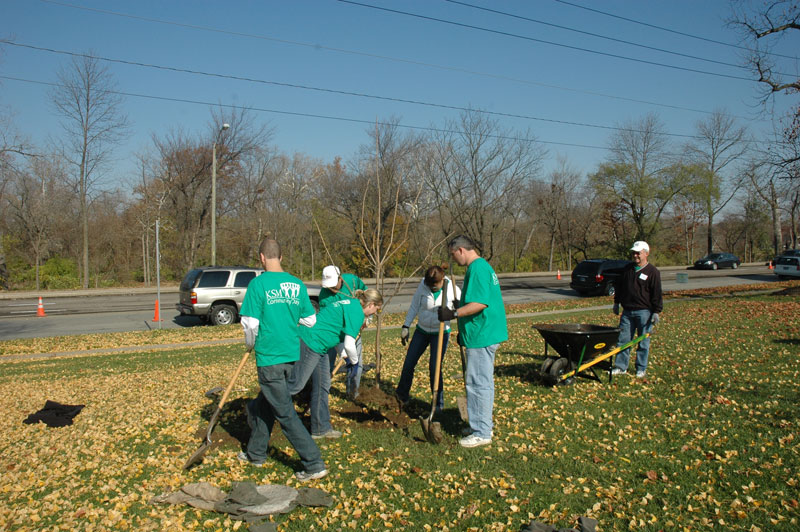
[685,110,749,254]
[532,157,583,270]
[730,0,800,97]
[1,106,36,289]
[747,159,784,254]
[6,155,64,289]
[149,107,271,272]
[353,120,425,384]
[51,53,129,289]
[425,110,545,259]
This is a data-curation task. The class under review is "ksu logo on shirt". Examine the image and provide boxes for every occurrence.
[265,282,302,305]
[492,273,499,285]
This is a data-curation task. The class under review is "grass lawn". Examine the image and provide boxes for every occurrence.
[1,286,799,531]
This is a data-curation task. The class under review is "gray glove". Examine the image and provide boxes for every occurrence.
[651,313,660,326]
[612,303,620,315]
[400,326,410,346]
[244,327,256,350]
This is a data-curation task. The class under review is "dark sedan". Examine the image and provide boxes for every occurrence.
[693,253,740,270]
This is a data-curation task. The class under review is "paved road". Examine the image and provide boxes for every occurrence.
[0,264,778,340]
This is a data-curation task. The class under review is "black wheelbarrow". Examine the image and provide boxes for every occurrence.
[533,323,649,385]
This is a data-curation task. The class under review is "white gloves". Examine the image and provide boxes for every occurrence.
[241,316,259,350]
[400,326,410,346]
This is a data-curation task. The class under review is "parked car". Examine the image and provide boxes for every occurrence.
[570,259,631,297]
[693,253,740,270]
[774,256,800,279]
[770,249,800,266]
[176,266,320,326]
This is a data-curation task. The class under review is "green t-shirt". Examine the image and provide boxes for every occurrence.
[318,273,367,307]
[458,257,508,348]
[240,271,316,367]
[300,298,365,353]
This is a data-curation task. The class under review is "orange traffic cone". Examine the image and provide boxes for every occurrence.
[152,299,161,322]
[36,296,46,317]
[557,269,562,280]
[769,261,774,270]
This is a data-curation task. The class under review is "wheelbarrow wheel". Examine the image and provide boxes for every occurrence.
[549,357,570,378]
[540,357,555,375]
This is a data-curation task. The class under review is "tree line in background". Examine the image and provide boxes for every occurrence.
[0,1,798,291]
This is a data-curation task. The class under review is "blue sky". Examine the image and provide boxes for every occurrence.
[1,0,798,189]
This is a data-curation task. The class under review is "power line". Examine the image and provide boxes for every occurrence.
[0,74,610,150]
[552,0,799,61]
[336,0,753,81]
[1,39,707,140]
[443,0,772,75]
[37,0,737,118]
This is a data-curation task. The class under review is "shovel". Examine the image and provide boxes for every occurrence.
[331,355,345,377]
[183,348,251,470]
[419,320,446,444]
[456,340,469,423]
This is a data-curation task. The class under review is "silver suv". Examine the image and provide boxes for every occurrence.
[176,266,320,326]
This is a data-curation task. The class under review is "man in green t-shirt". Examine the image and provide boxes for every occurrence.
[237,238,327,482]
[438,235,507,448]
[318,265,368,399]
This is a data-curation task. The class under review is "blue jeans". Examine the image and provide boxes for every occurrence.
[465,344,498,439]
[328,336,363,399]
[614,308,653,373]
[395,329,449,411]
[246,363,325,473]
[288,340,332,436]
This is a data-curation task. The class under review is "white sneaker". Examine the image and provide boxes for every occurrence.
[236,451,265,467]
[295,468,328,482]
[311,429,342,440]
[460,434,492,448]
[636,370,646,378]
[611,368,626,376]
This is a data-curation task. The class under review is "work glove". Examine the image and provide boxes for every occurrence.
[612,303,620,315]
[437,305,456,322]
[244,327,257,351]
[651,313,660,326]
[400,326,410,346]
[345,352,359,366]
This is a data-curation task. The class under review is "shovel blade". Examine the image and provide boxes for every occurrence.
[183,439,210,470]
[456,396,469,422]
[419,416,430,441]
[429,421,443,444]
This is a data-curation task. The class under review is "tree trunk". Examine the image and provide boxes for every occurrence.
[0,233,8,290]
[770,181,782,255]
[706,210,714,254]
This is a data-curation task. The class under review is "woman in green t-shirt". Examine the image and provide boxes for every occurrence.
[288,288,383,438]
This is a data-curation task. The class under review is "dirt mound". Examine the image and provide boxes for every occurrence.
[335,385,412,429]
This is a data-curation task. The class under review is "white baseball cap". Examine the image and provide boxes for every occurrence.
[630,241,650,253]
[321,265,341,288]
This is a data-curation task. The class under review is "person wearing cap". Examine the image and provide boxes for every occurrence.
[318,265,368,399]
[395,265,461,411]
[288,288,383,439]
[612,240,663,379]
[438,235,507,449]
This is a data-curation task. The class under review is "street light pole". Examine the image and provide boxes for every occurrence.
[211,123,230,266]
